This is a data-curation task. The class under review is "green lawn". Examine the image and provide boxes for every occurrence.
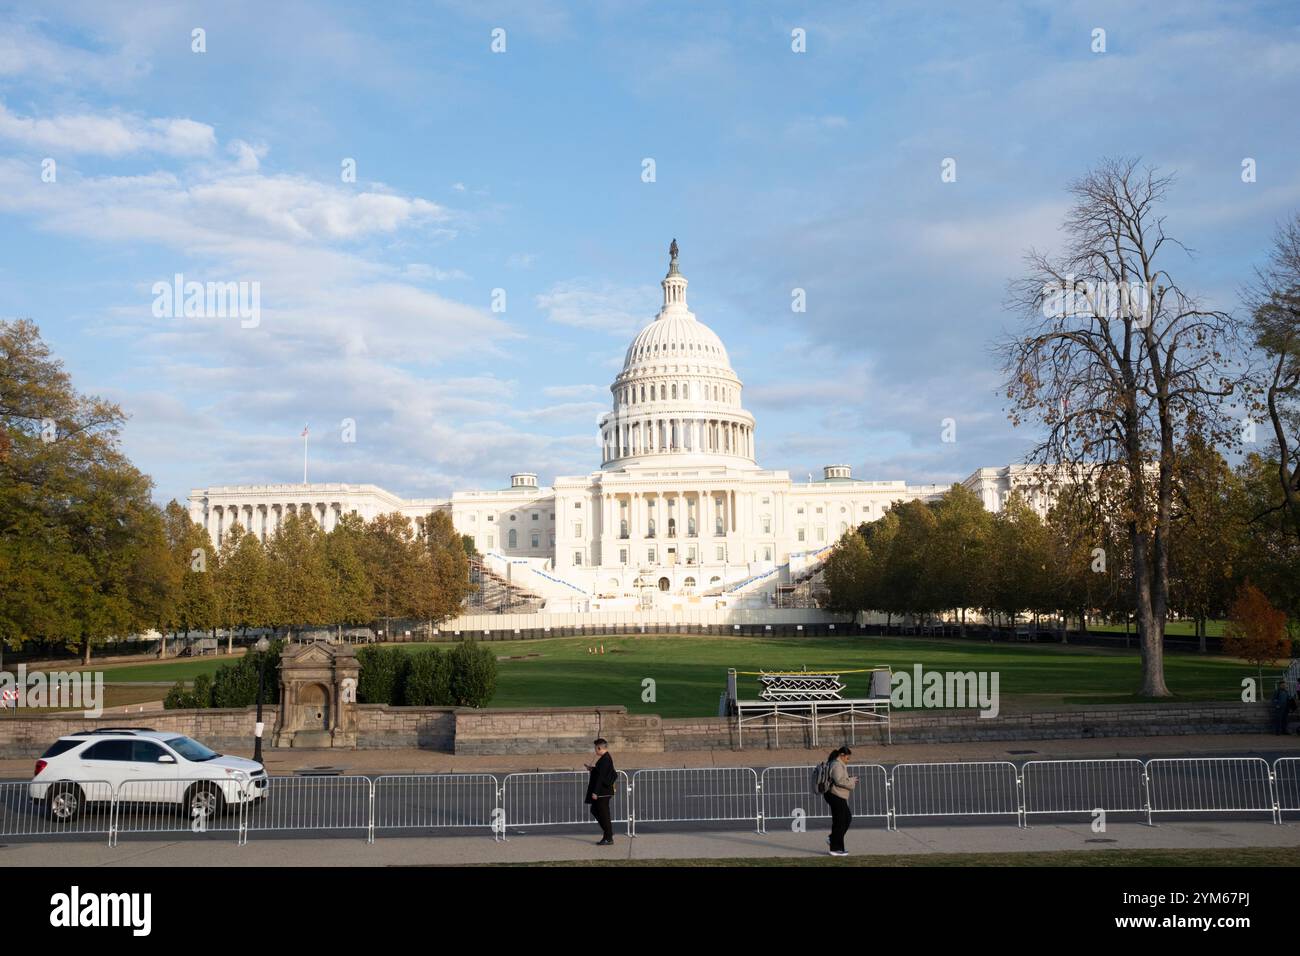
[1089,619,1227,638]
[83,633,1266,717]
[502,846,1294,867]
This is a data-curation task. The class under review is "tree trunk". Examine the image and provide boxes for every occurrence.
[81,640,91,666]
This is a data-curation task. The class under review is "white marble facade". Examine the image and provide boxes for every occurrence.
[189,247,1069,608]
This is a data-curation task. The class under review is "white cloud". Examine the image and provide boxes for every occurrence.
[536,280,657,335]
[0,102,215,156]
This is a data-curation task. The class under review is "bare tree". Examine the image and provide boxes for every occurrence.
[1245,214,1300,535]
[1000,158,1245,697]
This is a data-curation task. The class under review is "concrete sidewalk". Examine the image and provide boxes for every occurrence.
[6,732,1295,778]
[3,819,1295,867]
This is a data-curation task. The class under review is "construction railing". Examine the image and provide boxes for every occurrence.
[8,756,1291,847]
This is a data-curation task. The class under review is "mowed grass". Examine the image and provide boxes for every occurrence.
[501,846,1294,867]
[81,634,1261,718]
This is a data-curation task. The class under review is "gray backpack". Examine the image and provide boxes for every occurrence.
[812,761,833,795]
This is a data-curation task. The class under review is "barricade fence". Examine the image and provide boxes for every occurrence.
[9,757,1291,846]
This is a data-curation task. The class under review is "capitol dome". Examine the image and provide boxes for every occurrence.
[599,242,757,469]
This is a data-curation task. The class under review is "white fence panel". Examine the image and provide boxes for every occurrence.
[890,761,1022,828]
[1022,759,1148,817]
[373,773,499,833]
[1,779,115,843]
[242,775,374,842]
[1146,758,1276,822]
[500,771,631,834]
[1274,758,1300,817]
[759,764,889,831]
[630,767,760,834]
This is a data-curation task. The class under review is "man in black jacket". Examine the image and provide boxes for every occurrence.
[584,738,617,845]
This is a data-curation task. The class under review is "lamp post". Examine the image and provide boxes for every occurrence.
[252,636,270,765]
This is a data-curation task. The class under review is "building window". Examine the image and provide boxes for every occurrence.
[574,522,583,537]
[816,507,823,514]
[817,527,825,542]
[762,516,771,534]
[574,552,583,566]
[531,512,539,521]
[508,529,517,548]
[687,546,697,565]
[488,515,495,522]
[683,576,696,589]
[574,502,581,509]
[620,548,628,564]
[510,514,517,521]
[797,529,805,542]
[764,546,773,561]
[531,533,539,548]
[761,497,770,504]
[648,547,657,563]
[796,507,805,515]
[488,535,495,548]
[716,546,725,561]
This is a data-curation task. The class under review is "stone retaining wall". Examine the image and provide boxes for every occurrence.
[0,701,1272,758]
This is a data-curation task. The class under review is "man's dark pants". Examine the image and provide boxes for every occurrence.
[824,792,852,852]
[591,797,614,840]
[1275,708,1289,735]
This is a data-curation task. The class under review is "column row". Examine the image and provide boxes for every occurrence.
[602,418,754,462]
[206,501,348,545]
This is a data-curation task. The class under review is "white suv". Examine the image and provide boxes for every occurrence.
[30,728,268,821]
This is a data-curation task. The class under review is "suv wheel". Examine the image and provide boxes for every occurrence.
[48,783,84,822]
[183,783,226,821]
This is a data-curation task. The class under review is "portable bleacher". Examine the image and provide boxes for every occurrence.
[726,665,892,749]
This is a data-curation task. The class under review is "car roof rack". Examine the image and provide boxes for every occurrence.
[68,727,157,736]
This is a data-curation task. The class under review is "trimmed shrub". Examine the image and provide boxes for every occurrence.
[163,680,192,709]
[449,639,497,708]
[357,646,409,704]
[208,640,283,708]
[404,648,453,706]
[191,672,213,708]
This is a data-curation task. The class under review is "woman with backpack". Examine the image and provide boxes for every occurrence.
[822,746,856,856]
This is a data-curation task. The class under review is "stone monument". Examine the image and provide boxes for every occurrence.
[273,641,361,748]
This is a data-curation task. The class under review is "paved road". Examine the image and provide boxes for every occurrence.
[4,750,1296,846]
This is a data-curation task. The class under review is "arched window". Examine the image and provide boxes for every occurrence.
[672,384,677,399]
[508,529,517,549]
[683,576,696,589]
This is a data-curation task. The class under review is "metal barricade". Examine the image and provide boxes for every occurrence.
[1273,757,1300,820]
[758,764,889,832]
[1146,757,1277,824]
[1022,759,1149,822]
[499,770,632,838]
[630,767,760,835]
[113,775,253,844]
[890,761,1023,829]
[241,774,375,844]
[1,779,115,845]
[373,773,500,840]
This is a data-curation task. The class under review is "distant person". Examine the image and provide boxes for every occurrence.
[1273,680,1295,735]
[584,738,617,845]
[822,745,856,856]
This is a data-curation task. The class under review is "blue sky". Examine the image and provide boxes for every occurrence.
[2,0,1298,505]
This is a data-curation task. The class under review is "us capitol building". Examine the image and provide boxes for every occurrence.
[189,243,1061,611]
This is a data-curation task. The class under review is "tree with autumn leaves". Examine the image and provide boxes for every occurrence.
[0,320,475,657]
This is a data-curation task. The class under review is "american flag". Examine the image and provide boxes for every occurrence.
[301,424,309,437]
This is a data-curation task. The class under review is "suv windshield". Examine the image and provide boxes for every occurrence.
[164,736,219,762]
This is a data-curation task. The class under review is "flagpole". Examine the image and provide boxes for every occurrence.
[302,427,308,484]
